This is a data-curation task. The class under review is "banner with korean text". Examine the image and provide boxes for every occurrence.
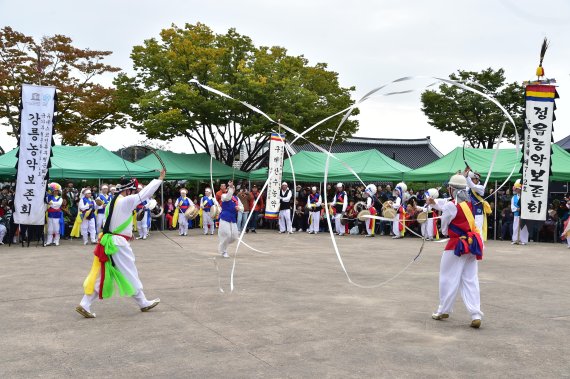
[521,84,557,221]
[13,84,56,225]
[264,133,285,219]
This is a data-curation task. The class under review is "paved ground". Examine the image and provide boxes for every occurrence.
[1,229,569,378]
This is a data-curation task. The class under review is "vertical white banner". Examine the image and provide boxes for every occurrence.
[521,85,556,221]
[13,84,56,225]
[264,133,285,219]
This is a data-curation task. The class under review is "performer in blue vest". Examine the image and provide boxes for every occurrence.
[175,188,193,236]
[95,184,112,234]
[78,188,97,245]
[45,182,64,246]
[135,184,151,240]
[218,182,244,258]
[511,180,529,245]
[200,188,217,235]
[307,186,322,234]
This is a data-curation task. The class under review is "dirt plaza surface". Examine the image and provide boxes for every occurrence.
[0,230,569,378]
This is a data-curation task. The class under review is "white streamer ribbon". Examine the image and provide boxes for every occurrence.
[191,76,520,291]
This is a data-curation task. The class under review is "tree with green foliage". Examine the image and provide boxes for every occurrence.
[421,68,524,149]
[114,23,358,171]
[0,26,122,148]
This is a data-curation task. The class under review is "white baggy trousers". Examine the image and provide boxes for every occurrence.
[81,218,97,243]
[218,219,239,254]
[512,216,529,243]
[46,217,61,245]
[309,211,320,233]
[203,211,215,234]
[79,236,152,312]
[436,250,483,321]
[279,209,292,232]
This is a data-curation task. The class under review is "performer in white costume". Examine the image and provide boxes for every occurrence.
[218,183,243,258]
[278,182,293,234]
[511,180,529,245]
[45,182,64,246]
[392,182,407,239]
[200,188,216,235]
[364,184,378,237]
[174,189,193,236]
[79,189,97,245]
[95,185,112,234]
[307,186,322,234]
[331,183,348,236]
[420,188,439,241]
[76,169,165,318]
[135,184,151,240]
[429,174,484,329]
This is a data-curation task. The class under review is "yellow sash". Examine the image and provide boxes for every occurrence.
[459,202,481,236]
[172,207,180,228]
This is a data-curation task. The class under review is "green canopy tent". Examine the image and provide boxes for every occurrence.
[249,149,411,182]
[403,145,570,183]
[0,145,157,180]
[134,150,248,180]
[402,147,520,182]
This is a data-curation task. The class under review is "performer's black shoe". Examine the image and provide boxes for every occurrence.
[470,319,481,328]
[365,234,375,238]
[140,298,160,312]
[431,313,449,320]
[75,305,96,318]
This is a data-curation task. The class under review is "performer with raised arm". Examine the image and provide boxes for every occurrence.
[200,188,217,235]
[45,182,64,246]
[391,182,407,239]
[76,169,166,318]
[95,184,112,234]
[278,182,293,234]
[429,174,484,329]
[511,180,529,245]
[464,168,487,240]
[218,182,243,258]
[331,183,347,236]
[307,186,322,234]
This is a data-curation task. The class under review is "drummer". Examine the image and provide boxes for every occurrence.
[363,184,378,238]
[175,188,193,236]
[391,182,407,239]
[135,184,150,240]
[419,188,440,241]
[95,184,112,234]
[307,186,322,234]
[200,188,217,235]
[331,183,348,236]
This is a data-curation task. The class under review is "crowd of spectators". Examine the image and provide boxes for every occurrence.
[1,180,569,245]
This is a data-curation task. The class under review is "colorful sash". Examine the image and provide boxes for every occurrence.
[83,199,136,299]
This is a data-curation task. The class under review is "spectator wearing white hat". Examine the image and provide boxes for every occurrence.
[279,182,293,234]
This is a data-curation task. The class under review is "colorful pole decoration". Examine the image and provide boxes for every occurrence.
[13,84,56,225]
[264,132,285,220]
[521,38,558,221]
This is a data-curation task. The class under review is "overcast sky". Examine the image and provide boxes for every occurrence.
[1,0,569,155]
